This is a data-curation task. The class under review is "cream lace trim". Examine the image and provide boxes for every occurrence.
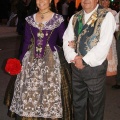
[25,13,64,30]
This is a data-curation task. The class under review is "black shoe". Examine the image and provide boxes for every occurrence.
[112,84,120,89]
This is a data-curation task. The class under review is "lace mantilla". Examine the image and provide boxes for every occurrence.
[25,13,64,30]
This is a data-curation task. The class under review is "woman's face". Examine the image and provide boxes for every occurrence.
[36,0,51,11]
[101,0,110,8]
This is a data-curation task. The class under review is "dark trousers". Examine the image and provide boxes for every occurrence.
[71,60,108,120]
[116,39,120,85]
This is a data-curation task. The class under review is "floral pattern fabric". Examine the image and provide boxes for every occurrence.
[10,46,62,118]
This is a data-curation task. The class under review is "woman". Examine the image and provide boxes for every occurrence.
[112,11,120,89]
[5,0,72,119]
[99,0,118,76]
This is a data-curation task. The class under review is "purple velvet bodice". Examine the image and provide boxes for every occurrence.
[19,13,66,61]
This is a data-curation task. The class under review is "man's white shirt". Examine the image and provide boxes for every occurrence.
[63,4,116,67]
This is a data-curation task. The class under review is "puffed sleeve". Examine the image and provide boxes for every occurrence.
[19,21,32,61]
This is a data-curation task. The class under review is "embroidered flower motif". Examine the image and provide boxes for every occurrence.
[87,12,97,27]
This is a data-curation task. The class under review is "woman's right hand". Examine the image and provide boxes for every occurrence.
[68,41,76,48]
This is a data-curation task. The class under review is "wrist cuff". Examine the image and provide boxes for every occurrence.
[82,59,87,66]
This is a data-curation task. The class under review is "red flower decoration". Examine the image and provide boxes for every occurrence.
[5,58,22,75]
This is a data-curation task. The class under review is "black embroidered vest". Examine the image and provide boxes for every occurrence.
[72,5,108,56]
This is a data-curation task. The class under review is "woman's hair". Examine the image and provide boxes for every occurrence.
[50,0,57,13]
[99,0,102,5]
[99,0,110,8]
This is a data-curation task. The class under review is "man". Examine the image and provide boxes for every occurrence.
[112,11,120,89]
[63,0,116,120]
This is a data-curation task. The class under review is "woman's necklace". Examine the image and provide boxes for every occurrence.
[40,10,50,19]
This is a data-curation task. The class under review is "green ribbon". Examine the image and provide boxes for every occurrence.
[78,15,83,35]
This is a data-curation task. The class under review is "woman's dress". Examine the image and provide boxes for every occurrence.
[4,13,72,120]
[106,8,118,76]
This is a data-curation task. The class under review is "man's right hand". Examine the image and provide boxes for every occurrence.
[71,55,85,69]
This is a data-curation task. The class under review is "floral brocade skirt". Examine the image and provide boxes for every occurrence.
[4,46,72,120]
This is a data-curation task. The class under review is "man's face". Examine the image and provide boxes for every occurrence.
[81,0,98,13]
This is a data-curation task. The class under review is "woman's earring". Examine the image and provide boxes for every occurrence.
[36,6,39,11]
